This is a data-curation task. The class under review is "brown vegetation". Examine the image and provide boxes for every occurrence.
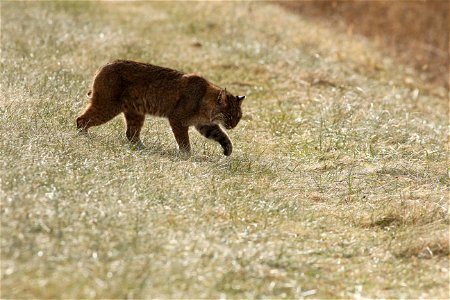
[1,1,448,298]
[279,0,449,87]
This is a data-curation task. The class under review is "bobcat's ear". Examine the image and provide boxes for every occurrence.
[237,95,245,103]
[217,89,227,105]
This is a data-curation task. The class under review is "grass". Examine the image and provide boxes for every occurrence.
[1,1,448,298]
[279,0,449,87]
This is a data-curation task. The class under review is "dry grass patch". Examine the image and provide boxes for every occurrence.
[1,1,448,299]
[279,0,449,86]
[395,229,449,259]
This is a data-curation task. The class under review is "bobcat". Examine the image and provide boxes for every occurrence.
[76,60,245,156]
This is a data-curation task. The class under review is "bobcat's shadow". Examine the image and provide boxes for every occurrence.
[133,141,223,163]
[77,132,225,163]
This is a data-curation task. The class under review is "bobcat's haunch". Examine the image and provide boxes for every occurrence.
[76,60,245,156]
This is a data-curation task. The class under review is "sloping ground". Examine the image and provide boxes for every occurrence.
[279,0,449,87]
[1,2,448,298]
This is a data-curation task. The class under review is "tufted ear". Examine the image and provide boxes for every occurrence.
[217,88,227,105]
[237,95,245,103]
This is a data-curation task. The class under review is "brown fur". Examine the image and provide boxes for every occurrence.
[76,60,245,156]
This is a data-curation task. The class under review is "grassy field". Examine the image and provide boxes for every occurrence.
[1,1,448,298]
[279,0,449,87]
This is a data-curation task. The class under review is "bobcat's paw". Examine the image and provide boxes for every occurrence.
[223,143,232,156]
[177,145,191,158]
[77,128,88,136]
[178,149,191,160]
[131,141,146,151]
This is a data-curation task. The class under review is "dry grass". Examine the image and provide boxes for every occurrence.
[1,1,448,299]
[395,229,449,259]
[279,0,449,87]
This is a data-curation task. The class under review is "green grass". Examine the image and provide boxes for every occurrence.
[1,1,448,298]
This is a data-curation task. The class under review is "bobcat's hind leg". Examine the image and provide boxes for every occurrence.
[124,111,145,149]
[196,124,232,156]
[76,102,121,133]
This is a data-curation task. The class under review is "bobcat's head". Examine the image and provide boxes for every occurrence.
[212,89,245,129]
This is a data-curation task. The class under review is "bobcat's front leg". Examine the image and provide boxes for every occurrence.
[169,119,191,154]
[195,124,232,156]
